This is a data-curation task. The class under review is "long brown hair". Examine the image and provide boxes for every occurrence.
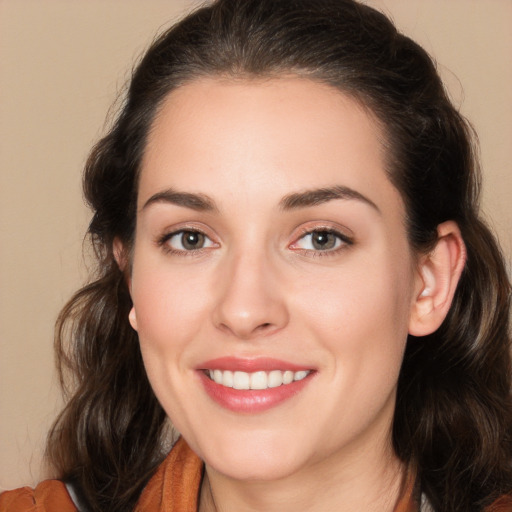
[47,1,512,510]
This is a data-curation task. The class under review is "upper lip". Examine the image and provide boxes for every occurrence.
[198,357,313,372]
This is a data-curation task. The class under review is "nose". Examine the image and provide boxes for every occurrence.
[212,249,289,340]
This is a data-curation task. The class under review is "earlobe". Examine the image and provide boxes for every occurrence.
[113,238,136,329]
[129,306,138,331]
[409,221,466,336]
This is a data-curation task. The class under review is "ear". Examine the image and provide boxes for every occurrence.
[113,237,128,272]
[128,306,138,332]
[408,221,466,336]
[113,238,138,331]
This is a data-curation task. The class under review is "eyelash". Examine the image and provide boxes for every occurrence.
[156,226,354,257]
[290,227,354,257]
[157,228,217,257]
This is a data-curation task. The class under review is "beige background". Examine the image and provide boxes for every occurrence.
[1,0,511,491]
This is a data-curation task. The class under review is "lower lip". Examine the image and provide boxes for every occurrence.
[198,371,313,413]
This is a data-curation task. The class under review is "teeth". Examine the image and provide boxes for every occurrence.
[207,369,310,389]
[283,370,294,384]
[250,371,267,390]
[213,369,222,384]
[294,370,309,381]
[222,370,234,388]
[233,371,250,390]
[268,370,283,388]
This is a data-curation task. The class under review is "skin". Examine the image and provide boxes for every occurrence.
[124,77,463,511]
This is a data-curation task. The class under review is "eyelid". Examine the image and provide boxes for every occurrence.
[156,223,220,255]
[289,223,354,254]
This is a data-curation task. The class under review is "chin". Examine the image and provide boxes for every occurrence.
[207,452,304,482]
[193,426,316,482]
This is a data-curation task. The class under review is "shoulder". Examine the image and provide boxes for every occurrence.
[485,493,512,512]
[136,437,203,512]
[0,480,77,512]
[0,439,201,512]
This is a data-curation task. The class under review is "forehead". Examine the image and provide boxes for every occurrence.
[139,77,400,216]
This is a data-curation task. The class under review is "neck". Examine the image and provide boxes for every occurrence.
[199,434,407,512]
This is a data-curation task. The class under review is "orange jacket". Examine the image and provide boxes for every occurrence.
[1,438,510,511]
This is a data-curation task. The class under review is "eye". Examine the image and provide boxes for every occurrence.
[163,230,216,252]
[291,229,352,252]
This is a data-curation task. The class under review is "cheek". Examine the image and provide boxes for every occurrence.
[294,252,414,381]
[299,252,412,328]
[129,255,212,358]
[128,258,212,422]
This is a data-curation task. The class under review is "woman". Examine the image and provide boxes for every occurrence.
[1,0,510,511]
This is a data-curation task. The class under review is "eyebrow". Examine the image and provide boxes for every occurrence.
[141,188,218,212]
[141,184,380,214]
[279,185,380,213]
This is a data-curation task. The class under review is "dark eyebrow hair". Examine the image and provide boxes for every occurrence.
[279,185,380,213]
[141,188,218,212]
[141,185,379,214]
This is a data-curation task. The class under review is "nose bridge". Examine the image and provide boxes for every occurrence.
[212,241,288,339]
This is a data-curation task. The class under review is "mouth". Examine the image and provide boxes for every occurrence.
[205,369,311,390]
[197,358,315,413]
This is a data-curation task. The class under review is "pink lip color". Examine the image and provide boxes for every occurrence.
[197,357,314,413]
[199,356,311,372]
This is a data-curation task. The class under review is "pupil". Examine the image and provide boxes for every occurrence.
[312,231,335,250]
[182,231,204,250]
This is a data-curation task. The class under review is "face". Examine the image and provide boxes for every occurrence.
[128,77,422,482]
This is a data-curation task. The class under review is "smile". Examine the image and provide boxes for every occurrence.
[206,369,311,390]
[198,358,315,412]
